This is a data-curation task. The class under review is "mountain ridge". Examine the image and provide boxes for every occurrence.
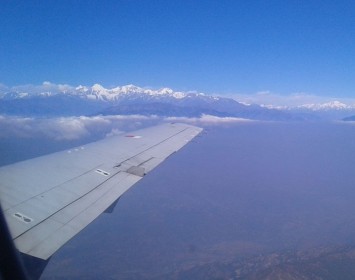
[2,83,353,121]
[0,84,300,121]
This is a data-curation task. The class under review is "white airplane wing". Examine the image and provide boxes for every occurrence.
[0,123,202,260]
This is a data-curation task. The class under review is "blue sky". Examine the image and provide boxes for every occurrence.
[1,0,354,99]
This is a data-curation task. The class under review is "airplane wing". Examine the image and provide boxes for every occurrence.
[0,123,202,260]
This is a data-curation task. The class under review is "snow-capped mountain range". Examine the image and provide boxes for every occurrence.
[262,101,355,111]
[0,84,188,101]
[296,101,355,111]
[0,84,300,120]
[0,84,354,120]
[75,84,187,101]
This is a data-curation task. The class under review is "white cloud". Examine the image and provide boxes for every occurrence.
[45,118,90,140]
[0,114,259,141]
[105,128,125,137]
[166,114,255,125]
[0,115,161,140]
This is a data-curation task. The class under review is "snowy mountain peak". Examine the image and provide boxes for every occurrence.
[119,84,144,93]
[159,88,174,94]
[323,101,349,109]
[71,84,190,101]
[76,85,88,92]
[298,100,352,111]
[91,84,107,92]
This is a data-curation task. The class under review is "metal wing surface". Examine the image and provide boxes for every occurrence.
[0,123,202,260]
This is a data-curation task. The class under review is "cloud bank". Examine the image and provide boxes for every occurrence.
[166,114,254,125]
[0,115,159,140]
[0,114,255,141]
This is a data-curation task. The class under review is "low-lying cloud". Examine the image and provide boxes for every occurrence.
[0,115,160,140]
[0,114,256,141]
[167,114,255,125]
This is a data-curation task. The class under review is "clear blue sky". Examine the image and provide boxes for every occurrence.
[1,0,354,97]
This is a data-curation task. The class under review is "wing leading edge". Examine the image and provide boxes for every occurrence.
[0,123,203,260]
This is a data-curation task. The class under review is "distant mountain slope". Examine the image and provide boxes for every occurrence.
[297,100,354,111]
[0,84,300,121]
[266,101,355,121]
